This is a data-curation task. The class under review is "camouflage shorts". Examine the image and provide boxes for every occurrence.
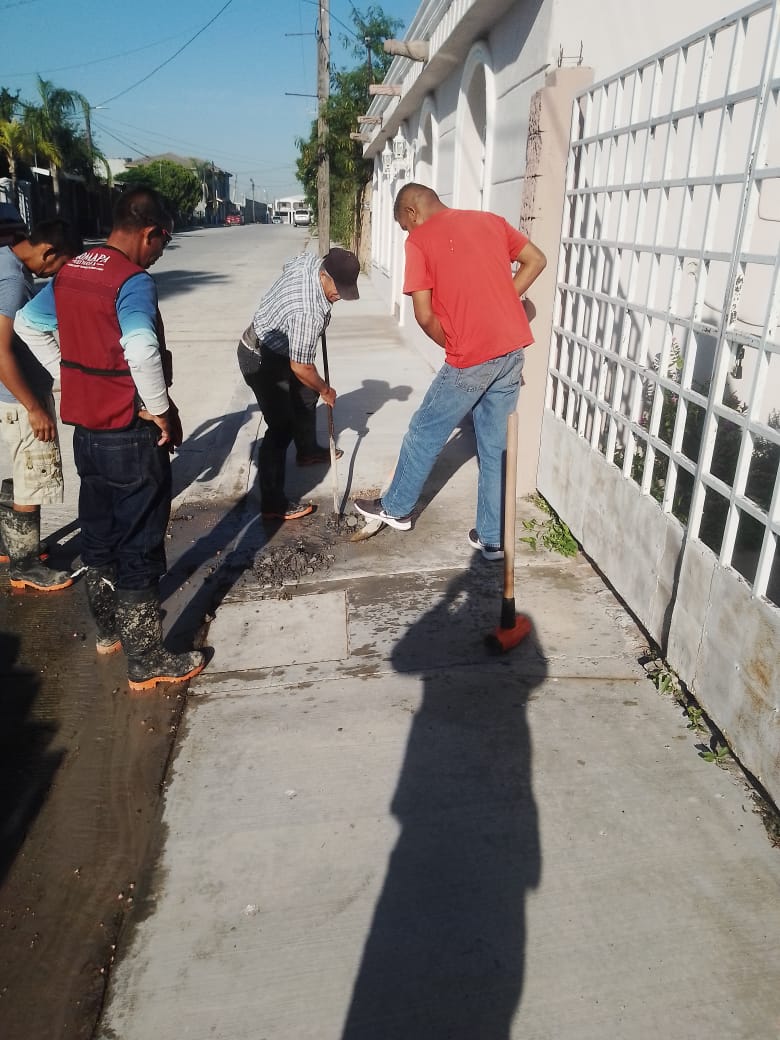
[0,397,64,505]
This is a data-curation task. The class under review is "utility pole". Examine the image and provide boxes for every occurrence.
[317,0,330,254]
[84,106,99,234]
[250,178,255,223]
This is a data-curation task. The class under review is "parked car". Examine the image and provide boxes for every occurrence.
[293,209,311,227]
[271,215,283,224]
[225,213,242,226]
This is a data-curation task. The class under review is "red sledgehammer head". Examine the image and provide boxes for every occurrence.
[484,612,532,654]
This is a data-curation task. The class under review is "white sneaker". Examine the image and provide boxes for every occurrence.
[468,528,504,561]
[353,497,413,531]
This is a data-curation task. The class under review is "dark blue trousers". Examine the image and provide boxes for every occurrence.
[73,422,171,590]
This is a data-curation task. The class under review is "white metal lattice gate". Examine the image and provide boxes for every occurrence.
[537,0,780,801]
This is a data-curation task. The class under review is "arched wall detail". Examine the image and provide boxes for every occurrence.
[414,96,438,189]
[454,40,495,211]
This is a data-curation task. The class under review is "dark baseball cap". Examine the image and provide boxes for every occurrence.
[322,248,360,300]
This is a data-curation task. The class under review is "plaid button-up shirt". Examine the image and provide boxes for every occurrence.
[251,252,331,364]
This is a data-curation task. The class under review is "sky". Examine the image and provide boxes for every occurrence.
[2,0,422,201]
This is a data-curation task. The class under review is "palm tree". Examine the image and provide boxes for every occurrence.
[0,88,20,123]
[0,120,28,188]
[25,77,88,212]
[0,116,60,191]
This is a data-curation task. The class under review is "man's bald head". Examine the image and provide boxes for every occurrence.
[393,183,446,226]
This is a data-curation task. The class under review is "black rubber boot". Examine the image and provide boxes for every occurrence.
[0,497,48,564]
[0,508,72,591]
[116,587,205,691]
[85,564,121,655]
[0,501,8,563]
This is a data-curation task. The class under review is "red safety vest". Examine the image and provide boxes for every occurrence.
[53,247,166,430]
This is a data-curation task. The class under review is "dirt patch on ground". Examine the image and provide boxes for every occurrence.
[249,510,364,595]
[0,579,188,1040]
[252,539,336,591]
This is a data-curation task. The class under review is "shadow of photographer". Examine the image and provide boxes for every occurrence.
[342,560,545,1039]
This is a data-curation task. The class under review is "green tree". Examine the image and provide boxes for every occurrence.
[0,119,35,188]
[24,78,76,209]
[296,4,401,248]
[0,88,20,122]
[0,81,109,186]
[115,159,202,226]
[18,78,105,210]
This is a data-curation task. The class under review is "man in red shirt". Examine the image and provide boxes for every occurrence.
[354,183,546,559]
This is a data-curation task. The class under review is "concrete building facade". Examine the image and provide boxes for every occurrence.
[360,0,779,803]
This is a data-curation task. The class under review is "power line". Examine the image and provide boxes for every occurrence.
[3,30,196,77]
[98,0,235,106]
[94,114,287,169]
[90,120,149,157]
[0,0,45,9]
[94,120,296,178]
[91,118,296,181]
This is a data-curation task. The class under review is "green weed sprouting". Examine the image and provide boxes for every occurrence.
[521,496,579,557]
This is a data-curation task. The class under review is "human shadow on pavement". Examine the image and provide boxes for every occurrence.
[0,630,63,886]
[153,268,230,301]
[158,495,263,651]
[411,424,476,519]
[279,379,412,505]
[325,378,412,503]
[159,449,332,653]
[341,561,544,1040]
[170,409,249,500]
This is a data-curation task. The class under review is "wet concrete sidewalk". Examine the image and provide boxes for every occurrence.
[93,232,780,1040]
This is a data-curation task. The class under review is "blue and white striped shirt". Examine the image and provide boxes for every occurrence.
[252,252,331,365]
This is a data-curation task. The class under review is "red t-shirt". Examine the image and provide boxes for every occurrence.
[403,209,533,368]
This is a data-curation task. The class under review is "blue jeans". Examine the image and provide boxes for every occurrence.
[73,422,172,590]
[383,349,524,546]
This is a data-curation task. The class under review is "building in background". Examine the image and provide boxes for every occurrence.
[272,195,307,224]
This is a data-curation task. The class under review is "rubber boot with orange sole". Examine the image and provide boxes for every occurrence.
[116,587,205,692]
[0,498,49,564]
[85,564,122,655]
[0,508,72,591]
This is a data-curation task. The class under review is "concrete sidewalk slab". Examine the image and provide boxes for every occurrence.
[208,591,348,672]
[97,582,780,1040]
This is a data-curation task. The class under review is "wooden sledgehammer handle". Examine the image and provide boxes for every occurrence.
[502,410,519,613]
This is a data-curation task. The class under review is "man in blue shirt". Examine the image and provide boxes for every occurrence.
[0,213,81,591]
[16,188,204,691]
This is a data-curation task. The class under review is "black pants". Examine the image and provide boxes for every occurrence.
[239,343,318,509]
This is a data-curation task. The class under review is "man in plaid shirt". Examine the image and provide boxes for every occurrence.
[237,247,360,520]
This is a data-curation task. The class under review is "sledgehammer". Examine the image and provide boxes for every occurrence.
[485,411,532,653]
